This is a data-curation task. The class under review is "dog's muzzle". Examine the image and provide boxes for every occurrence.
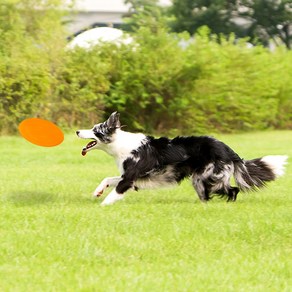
[76,130,97,156]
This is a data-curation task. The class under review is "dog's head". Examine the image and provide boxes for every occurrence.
[76,112,121,156]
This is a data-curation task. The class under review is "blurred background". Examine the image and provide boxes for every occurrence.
[0,0,291,135]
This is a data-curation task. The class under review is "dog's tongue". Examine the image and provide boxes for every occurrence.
[81,141,97,156]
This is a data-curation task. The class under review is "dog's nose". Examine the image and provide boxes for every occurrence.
[76,131,80,136]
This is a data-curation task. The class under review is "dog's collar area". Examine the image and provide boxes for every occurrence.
[82,140,97,156]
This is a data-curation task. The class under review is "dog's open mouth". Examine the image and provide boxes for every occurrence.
[82,140,97,156]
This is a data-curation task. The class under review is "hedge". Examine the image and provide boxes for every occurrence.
[0,22,291,134]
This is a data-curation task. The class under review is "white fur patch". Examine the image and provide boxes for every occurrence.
[233,164,252,189]
[93,176,122,197]
[106,129,146,173]
[134,166,177,189]
[261,155,288,177]
[77,129,96,140]
[101,189,124,206]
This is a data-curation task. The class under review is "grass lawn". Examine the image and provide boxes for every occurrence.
[0,131,291,291]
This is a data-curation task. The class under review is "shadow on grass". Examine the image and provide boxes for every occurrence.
[4,191,95,206]
[5,191,58,206]
[123,194,197,205]
[4,190,261,207]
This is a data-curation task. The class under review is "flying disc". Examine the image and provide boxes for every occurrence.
[18,118,64,147]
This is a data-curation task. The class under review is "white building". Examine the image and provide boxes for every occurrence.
[67,0,171,35]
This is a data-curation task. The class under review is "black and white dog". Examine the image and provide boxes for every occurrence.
[76,112,287,206]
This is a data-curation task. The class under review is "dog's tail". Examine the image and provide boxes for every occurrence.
[234,155,288,191]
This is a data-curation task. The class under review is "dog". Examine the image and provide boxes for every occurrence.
[76,112,287,206]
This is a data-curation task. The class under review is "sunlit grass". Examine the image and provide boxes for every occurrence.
[0,131,291,291]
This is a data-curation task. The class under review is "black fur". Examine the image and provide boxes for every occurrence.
[77,112,286,204]
[92,115,121,143]
[116,135,277,202]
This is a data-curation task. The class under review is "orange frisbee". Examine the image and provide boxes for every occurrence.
[18,118,64,147]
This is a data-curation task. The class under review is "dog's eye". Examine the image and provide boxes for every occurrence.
[95,132,104,139]
[93,128,104,139]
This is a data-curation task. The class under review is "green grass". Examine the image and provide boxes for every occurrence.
[0,131,291,291]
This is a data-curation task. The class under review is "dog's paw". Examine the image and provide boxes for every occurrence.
[100,201,110,206]
[93,190,103,197]
[100,190,124,206]
[93,182,109,197]
[100,199,118,206]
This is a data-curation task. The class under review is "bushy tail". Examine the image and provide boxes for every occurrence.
[234,155,288,191]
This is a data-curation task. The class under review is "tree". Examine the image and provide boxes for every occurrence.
[169,0,236,35]
[123,0,166,32]
[0,0,68,133]
[241,0,292,49]
[169,0,292,49]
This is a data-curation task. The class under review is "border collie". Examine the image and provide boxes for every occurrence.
[76,112,287,206]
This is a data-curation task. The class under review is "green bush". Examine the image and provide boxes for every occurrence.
[0,0,66,134]
[183,28,286,133]
[50,48,110,129]
[0,49,51,133]
[97,26,292,134]
[101,28,200,133]
[273,48,292,129]
[0,2,291,135]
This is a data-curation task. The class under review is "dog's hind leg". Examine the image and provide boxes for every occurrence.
[227,187,239,202]
[192,175,210,202]
[212,186,239,202]
[93,176,122,197]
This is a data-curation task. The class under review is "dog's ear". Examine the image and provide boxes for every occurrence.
[106,112,121,129]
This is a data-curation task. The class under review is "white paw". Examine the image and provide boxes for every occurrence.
[100,190,124,206]
[93,188,103,197]
[93,177,122,197]
[93,182,109,197]
[100,200,110,206]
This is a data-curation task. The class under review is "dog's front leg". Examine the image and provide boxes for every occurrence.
[100,188,124,206]
[100,176,134,206]
[93,176,122,197]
